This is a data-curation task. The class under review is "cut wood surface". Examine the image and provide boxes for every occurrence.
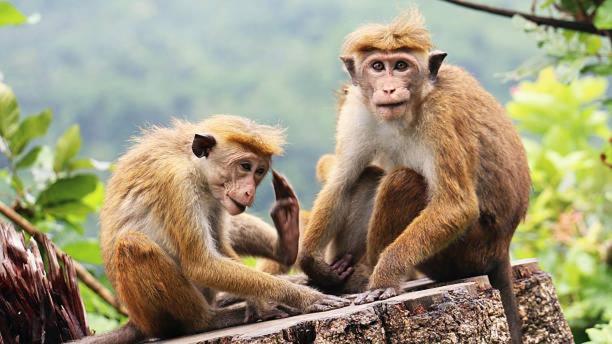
[159,259,573,344]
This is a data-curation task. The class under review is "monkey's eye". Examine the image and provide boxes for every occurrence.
[255,167,266,176]
[395,61,409,71]
[240,162,252,171]
[371,61,384,72]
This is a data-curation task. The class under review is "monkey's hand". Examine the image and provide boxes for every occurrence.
[299,287,351,313]
[270,170,300,266]
[353,287,399,305]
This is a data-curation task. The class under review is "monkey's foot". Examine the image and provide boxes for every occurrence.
[353,287,397,305]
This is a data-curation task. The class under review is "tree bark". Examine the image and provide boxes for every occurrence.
[160,260,572,344]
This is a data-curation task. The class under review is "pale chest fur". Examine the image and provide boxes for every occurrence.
[376,123,436,190]
[340,86,437,192]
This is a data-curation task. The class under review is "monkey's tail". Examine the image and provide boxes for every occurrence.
[316,154,336,184]
[71,322,146,344]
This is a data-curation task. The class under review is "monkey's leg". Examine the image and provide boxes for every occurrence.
[488,257,523,344]
[112,231,244,338]
[330,166,387,293]
[353,168,428,304]
[366,168,428,269]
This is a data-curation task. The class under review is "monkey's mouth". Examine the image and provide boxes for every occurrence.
[376,101,407,108]
[229,197,247,212]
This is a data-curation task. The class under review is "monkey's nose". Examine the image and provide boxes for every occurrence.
[383,88,396,95]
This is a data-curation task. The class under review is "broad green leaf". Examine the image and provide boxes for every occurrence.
[0,1,27,26]
[594,0,612,29]
[0,82,19,140]
[37,174,97,206]
[45,201,93,218]
[82,181,105,210]
[62,239,103,265]
[9,109,52,155]
[15,146,42,169]
[53,125,81,172]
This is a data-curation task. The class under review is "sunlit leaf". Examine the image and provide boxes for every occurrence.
[594,0,612,29]
[37,174,97,206]
[62,239,103,265]
[9,109,52,155]
[82,181,105,211]
[0,1,27,26]
[0,82,19,140]
[53,125,81,172]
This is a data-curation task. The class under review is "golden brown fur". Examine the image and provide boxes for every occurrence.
[96,115,346,342]
[300,10,530,344]
[341,9,432,57]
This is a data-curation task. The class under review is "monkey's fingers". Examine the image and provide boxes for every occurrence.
[338,266,354,280]
[330,253,352,270]
[353,287,397,305]
[307,295,350,312]
[353,289,383,305]
[272,170,298,201]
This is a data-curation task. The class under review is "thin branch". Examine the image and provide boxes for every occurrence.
[437,0,611,37]
[0,201,128,316]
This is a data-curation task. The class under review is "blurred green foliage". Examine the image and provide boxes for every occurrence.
[508,68,611,342]
[506,1,612,342]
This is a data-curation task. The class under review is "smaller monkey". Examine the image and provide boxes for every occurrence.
[83,116,347,343]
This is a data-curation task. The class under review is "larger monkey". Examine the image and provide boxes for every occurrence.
[88,116,346,343]
[299,10,530,343]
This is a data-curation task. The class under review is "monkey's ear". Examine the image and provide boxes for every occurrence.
[192,134,216,158]
[428,50,447,81]
[340,56,358,86]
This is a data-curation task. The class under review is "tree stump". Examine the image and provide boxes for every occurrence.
[160,260,572,344]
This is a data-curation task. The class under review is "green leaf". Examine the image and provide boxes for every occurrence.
[0,82,20,140]
[9,109,52,155]
[0,1,27,26]
[67,158,111,171]
[82,181,105,211]
[10,174,23,194]
[37,174,98,206]
[53,125,81,172]
[62,239,103,265]
[594,0,612,29]
[15,146,42,169]
[45,201,93,218]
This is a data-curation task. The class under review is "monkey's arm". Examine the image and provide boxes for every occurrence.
[183,253,345,312]
[228,214,282,261]
[368,143,480,290]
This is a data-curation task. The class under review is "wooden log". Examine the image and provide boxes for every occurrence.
[158,260,572,343]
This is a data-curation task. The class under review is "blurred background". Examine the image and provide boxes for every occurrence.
[0,0,610,342]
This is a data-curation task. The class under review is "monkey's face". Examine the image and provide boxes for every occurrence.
[206,152,269,216]
[360,51,425,121]
[192,134,270,215]
[342,50,426,122]
[221,153,269,215]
